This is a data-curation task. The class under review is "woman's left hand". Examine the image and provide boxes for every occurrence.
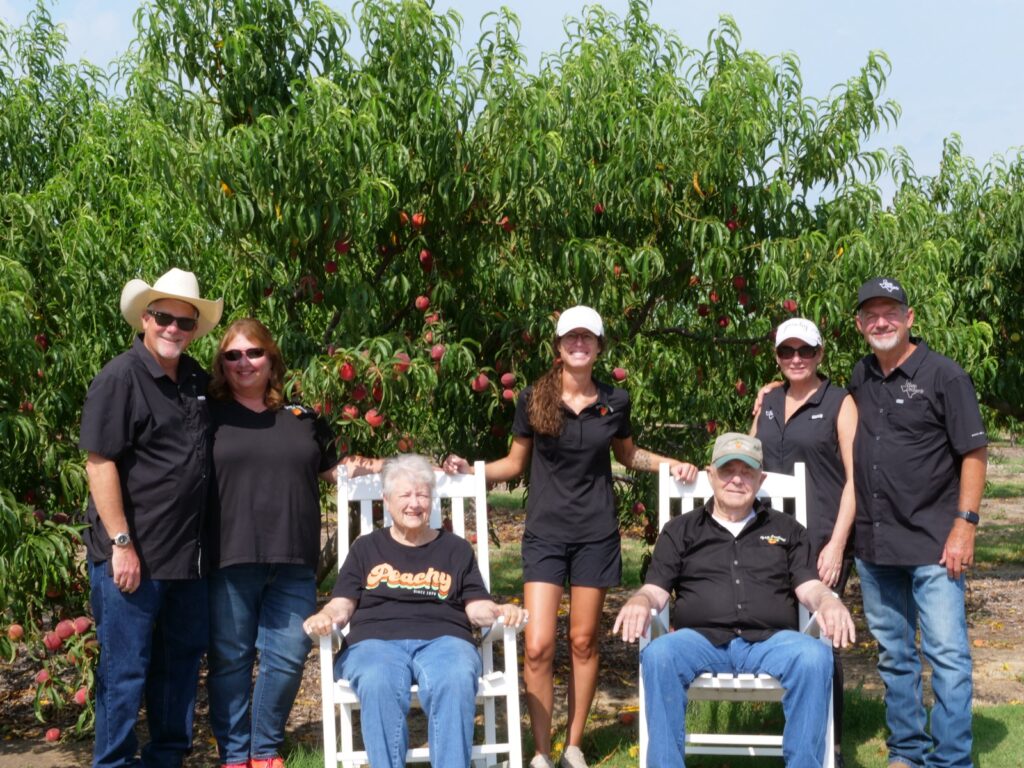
[303,610,336,638]
[669,462,698,483]
[816,541,846,588]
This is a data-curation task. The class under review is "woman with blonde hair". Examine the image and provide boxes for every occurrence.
[444,306,697,768]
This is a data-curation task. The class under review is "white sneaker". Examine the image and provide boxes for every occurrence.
[559,746,589,768]
[529,755,555,768]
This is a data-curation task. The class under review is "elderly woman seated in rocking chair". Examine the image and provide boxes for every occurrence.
[303,453,527,768]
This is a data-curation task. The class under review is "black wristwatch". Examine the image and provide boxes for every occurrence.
[954,510,980,525]
[111,532,132,547]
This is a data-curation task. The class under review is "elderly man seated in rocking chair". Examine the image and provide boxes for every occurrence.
[613,433,857,768]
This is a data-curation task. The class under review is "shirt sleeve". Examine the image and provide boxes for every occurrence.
[78,368,134,460]
[644,521,683,593]
[941,372,989,456]
[457,539,492,602]
[332,535,368,600]
[512,388,533,438]
[314,415,339,472]
[786,522,819,589]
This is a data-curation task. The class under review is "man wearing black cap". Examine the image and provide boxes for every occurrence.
[613,433,855,768]
[851,277,987,768]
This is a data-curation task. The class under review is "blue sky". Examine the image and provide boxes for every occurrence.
[4,0,1023,195]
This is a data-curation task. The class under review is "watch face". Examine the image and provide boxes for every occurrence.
[113,533,130,546]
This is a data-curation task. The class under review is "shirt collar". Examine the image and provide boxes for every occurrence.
[867,337,928,380]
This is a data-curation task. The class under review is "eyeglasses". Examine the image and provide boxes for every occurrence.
[146,309,198,332]
[222,348,266,362]
[776,345,819,360]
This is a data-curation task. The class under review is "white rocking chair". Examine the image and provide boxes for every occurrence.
[638,462,835,768]
[318,462,523,768]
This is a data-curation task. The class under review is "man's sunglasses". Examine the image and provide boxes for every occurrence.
[776,345,820,360]
[222,348,266,362]
[146,309,198,332]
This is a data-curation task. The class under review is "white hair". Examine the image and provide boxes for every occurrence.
[380,454,436,498]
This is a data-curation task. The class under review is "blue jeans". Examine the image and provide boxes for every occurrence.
[856,560,973,768]
[88,561,208,768]
[335,636,482,768]
[206,564,316,764]
[641,628,832,768]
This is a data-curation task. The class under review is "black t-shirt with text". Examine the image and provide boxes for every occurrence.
[209,400,337,570]
[332,528,491,647]
[512,381,632,543]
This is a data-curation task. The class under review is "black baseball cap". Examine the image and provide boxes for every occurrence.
[857,277,908,309]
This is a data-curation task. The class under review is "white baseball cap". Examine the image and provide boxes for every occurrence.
[774,317,822,348]
[556,305,604,338]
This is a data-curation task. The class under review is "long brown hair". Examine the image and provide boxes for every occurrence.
[209,318,287,411]
[527,332,604,436]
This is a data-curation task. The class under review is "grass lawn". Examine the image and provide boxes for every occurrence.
[285,695,1024,767]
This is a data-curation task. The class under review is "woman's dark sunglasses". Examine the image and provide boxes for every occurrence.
[776,345,820,360]
[146,309,198,332]
[222,348,266,362]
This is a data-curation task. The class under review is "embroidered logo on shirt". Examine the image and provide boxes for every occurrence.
[766,409,775,421]
[900,381,924,399]
[760,534,787,545]
[365,563,453,599]
[811,413,823,420]
[599,406,608,416]
[879,278,901,294]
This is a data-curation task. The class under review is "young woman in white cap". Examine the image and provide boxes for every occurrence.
[444,306,697,768]
[751,317,858,766]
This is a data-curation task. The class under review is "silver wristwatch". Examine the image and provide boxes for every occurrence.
[111,532,132,547]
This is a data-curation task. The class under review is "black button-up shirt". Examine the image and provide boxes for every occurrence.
[645,499,819,646]
[79,335,211,579]
[848,340,988,566]
[513,381,632,543]
[755,378,850,555]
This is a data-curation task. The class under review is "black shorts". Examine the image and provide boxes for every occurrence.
[521,530,622,588]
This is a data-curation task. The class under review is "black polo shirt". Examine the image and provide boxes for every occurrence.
[848,340,988,566]
[755,378,850,555]
[512,381,632,543]
[645,499,819,646]
[79,335,211,579]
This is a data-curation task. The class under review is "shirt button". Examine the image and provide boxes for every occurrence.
[736,604,742,610]
[879,408,884,413]
[876,436,881,441]
[873,464,878,470]
[873,493,878,498]
[874,522,880,527]
[735,579,741,584]
[733,560,739,566]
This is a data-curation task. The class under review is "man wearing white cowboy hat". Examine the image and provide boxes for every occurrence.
[80,268,223,768]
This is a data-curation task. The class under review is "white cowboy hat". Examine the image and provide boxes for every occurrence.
[120,268,224,338]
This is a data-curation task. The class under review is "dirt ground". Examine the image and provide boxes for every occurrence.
[3,446,1023,767]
